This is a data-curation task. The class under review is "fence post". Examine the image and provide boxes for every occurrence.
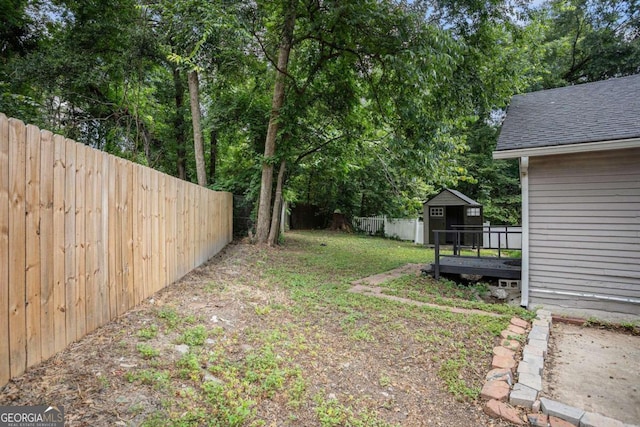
[434,231,440,280]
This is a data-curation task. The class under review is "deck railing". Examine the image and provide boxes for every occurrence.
[432,227,522,280]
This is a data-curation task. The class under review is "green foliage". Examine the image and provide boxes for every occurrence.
[137,324,159,340]
[178,325,208,347]
[437,350,480,400]
[137,343,161,359]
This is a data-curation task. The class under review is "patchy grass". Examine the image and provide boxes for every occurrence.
[3,231,531,427]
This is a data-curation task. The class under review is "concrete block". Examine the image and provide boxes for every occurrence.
[527,339,548,357]
[540,397,585,425]
[532,319,550,330]
[529,328,550,342]
[509,382,538,408]
[536,309,552,318]
[518,372,542,391]
[579,412,625,427]
[517,361,542,375]
[522,354,544,369]
[523,344,545,358]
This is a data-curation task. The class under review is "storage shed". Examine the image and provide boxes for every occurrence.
[423,189,483,245]
[494,74,640,321]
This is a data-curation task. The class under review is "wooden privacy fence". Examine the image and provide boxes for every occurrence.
[0,114,233,387]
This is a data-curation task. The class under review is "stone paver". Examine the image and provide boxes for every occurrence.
[508,324,527,335]
[501,339,521,351]
[540,397,585,425]
[501,329,523,340]
[509,382,538,409]
[550,415,577,427]
[528,413,549,427]
[481,380,510,401]
[492,354,516,370]
[579,412,626,427]
[486,368,513,385]
[484,399,525,425]
[493,346,516,358]
[510,317,529,329]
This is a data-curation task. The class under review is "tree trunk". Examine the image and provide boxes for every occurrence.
[188,69,207,187]
[209,128,217,184]
[254,2,296,244]
[268,159,286,246]
[173,68,187,181]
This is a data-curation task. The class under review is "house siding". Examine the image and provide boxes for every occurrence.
[528,147,640,315]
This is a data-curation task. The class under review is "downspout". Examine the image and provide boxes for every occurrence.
[520,156,530,308]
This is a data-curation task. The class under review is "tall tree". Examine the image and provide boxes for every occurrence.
[188,69,207,186]
[255,0,296,244]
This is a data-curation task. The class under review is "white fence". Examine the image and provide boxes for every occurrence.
[353,216,423,244]
[483,224,522,249]
[353,216,520,249]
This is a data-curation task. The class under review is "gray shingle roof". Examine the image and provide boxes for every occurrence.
[496,74,640,152]
[447,189,480,206]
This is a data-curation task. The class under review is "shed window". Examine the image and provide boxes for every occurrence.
[467,207,480,217]
[430,207,444,217]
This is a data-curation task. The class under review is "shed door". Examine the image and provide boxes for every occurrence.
[445,206,464,243]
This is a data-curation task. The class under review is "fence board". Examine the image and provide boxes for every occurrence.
[52,135,66,352]
[108,155,118,318]
[107,156,117,319]
[8,118,27,378]
[64,139,76,344]
[133,165,143,305]
[74,143,86,340]
[151,172,159,294]
[98,153,109,324]
[25,125,41,367]
[0,115,10,385]
[39,131,54,360]
[123,161,134,314]
[0,116,233,388]
[159,174,166,291]
[84,147,97,334]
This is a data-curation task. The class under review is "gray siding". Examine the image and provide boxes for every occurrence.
[528,147,640,316]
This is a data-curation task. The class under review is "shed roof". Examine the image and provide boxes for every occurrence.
[424,188,480,206]
[495,74,640,158]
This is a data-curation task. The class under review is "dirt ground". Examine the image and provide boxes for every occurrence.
[0,240,517,426]
[544,322,640,425]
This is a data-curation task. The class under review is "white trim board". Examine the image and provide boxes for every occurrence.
[493,138,640,160]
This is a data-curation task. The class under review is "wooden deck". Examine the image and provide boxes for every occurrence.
[428,256,522,280]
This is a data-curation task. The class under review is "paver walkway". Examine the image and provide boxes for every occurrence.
[349,264,502,318]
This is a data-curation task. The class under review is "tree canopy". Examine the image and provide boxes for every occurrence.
[1,0,638,243]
